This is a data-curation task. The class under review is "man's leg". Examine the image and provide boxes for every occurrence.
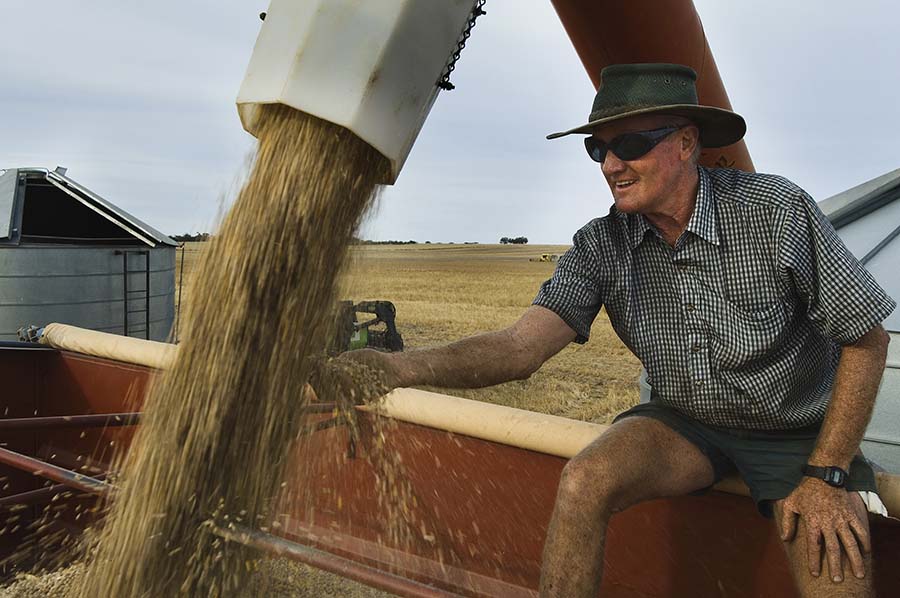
[773,494,874,598]
[538,415,717,597]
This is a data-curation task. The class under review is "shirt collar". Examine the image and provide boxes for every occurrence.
[618,166,719,250]
[684,166,719,246]
[624,212,652,250]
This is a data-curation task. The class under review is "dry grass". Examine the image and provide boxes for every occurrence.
[178,242,641,424]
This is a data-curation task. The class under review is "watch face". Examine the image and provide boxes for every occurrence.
[825,467,847,488]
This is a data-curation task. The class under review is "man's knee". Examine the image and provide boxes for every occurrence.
[556,451,625,515]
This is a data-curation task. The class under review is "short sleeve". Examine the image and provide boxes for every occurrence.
[778,190,896,345]
[532,225,605,344]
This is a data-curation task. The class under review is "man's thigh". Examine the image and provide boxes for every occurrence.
[773,495,874,597]
[566,415,717,511]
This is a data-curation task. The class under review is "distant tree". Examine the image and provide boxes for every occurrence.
[500,236,528,244]
[501,236,527,244]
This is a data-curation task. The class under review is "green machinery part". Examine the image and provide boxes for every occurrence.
[334,301,404,353]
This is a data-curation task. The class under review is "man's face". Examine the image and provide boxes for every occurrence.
[591,114,696,215]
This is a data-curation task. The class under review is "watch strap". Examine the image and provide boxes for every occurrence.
[802,464,848,488]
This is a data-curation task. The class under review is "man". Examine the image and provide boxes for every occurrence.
[351,63,895,597]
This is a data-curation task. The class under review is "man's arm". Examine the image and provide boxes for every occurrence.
[780,324,890,581]
[350,305,577,390]
[809,325,890,470]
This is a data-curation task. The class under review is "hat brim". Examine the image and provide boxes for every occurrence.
[546,104,746,148]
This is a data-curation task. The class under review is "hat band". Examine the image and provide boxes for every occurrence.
[589,103,686,121]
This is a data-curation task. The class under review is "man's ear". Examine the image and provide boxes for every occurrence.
[681,126,700,159]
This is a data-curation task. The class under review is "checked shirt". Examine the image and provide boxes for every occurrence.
[534,167,896,430]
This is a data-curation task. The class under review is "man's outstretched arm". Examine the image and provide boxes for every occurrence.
[351,305,577,390]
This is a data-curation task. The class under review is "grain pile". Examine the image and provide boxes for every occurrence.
[1,559,398,598]
[0,565,83,598]
[69,104,391,596]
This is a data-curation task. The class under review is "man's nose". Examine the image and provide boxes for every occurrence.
[602,151,627,176]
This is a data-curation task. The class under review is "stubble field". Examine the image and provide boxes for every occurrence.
[176,241,642,423]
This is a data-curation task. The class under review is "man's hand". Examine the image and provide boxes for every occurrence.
[307,350,398,408]
[339,348,403,391]
[779,478,871,583]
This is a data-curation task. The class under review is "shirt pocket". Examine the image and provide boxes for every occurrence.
[708,298,791,371]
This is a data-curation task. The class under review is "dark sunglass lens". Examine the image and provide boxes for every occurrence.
[612,133,654,161]
[584,137,607,163]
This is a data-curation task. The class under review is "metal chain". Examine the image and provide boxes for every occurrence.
[437,0,487,91]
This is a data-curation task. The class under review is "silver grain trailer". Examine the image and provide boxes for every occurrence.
[820,168,900,473]
[0,167,177,342]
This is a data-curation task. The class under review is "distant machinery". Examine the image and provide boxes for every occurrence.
[333,300,404,354]
[0,167,177,342]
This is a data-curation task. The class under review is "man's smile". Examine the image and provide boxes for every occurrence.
[614,179,637,190]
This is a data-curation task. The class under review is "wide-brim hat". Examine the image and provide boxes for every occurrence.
[547,63,746,148]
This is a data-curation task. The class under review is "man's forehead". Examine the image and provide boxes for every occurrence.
[590,114,682,139]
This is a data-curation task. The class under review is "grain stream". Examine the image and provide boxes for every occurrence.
[71,105,390,596]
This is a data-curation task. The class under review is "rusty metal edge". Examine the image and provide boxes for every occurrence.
[0,413,141,431]
[211,522,465,598]
[0,447,112,496]
[279,520,540,598]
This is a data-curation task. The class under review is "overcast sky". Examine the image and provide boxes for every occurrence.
[2,1,898,243]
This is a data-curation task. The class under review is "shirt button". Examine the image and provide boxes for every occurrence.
[676,263,688,270]
[685,303,696,312]
[690,344,702,353]
[694,380,704,387]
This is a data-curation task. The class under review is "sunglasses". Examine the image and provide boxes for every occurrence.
[584,125,686,163]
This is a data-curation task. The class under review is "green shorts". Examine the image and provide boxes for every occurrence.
[613,401,878,517]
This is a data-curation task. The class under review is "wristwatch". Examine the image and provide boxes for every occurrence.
[802,464,848,488]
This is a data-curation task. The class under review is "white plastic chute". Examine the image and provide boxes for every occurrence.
[236,0,479,184]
